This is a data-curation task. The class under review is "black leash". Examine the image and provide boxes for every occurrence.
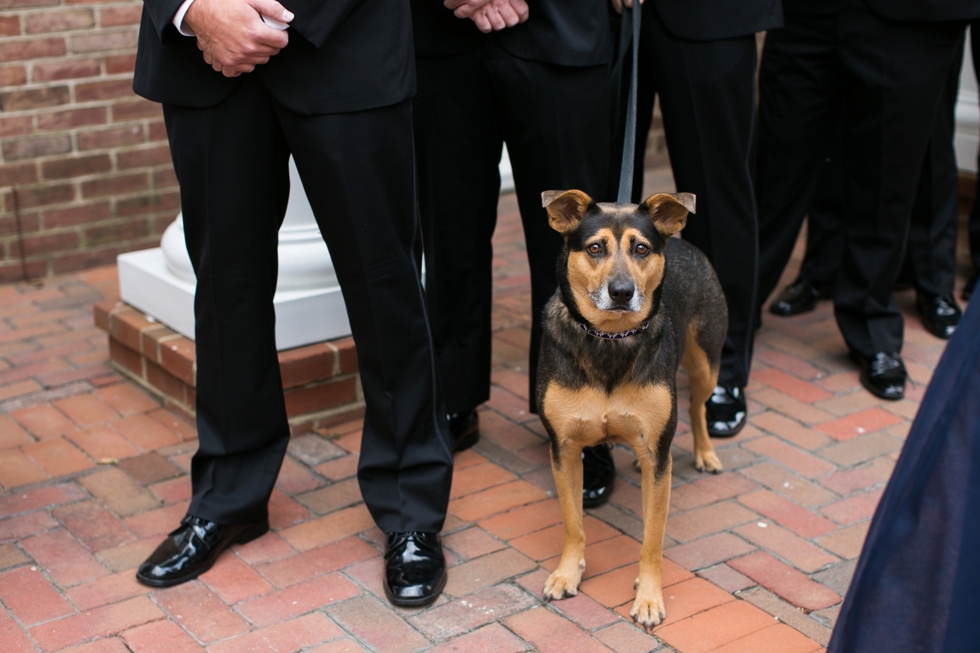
[616,3,642,204]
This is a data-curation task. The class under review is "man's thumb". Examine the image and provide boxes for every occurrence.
[251,0,294,23]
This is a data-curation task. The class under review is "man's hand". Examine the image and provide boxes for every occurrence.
[183,0,293,77]
[610,0,643,14]
[443,0,491,19]
[469,0,528,33]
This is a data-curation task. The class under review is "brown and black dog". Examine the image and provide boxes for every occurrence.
[536,189,727,630]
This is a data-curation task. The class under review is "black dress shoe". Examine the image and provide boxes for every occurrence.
[917,294,962,340]
[769,278,831,316]
[448,409,480,452]
[582,444,615,508]
[962,270,979,301]
[383,531,447,606]
[853,351,906,401]
[706,386,747,437]
[136,515,269,587]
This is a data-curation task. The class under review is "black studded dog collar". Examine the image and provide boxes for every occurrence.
[578,321,649,340]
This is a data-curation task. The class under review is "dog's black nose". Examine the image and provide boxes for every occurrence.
[608,279,634,303]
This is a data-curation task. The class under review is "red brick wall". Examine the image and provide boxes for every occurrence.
[0,0,178,282]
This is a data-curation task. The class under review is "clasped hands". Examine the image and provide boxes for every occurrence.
[182,0,293,77]
[444,0,528,33]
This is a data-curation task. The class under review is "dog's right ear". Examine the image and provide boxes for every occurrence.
[542,189,594,235]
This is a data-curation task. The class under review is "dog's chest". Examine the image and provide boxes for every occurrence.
[541,381,674,446]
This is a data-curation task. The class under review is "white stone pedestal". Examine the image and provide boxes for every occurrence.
[119,150,515,352]
[118,157,352,351]
[955,31,979,174]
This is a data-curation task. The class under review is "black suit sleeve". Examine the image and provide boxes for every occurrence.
[284,0,364,49]
[141,0,189,42]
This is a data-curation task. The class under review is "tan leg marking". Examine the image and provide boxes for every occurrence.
[543,438,587,600]
[541,383,607,601]
[541,382,673,605]
[681,323,722,473]
[629,448,671,630]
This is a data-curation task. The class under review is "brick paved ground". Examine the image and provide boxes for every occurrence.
[0,166,962,652]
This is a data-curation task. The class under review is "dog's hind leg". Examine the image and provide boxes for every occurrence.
[681,323,723,473]
[630,447,671,630]
[543,438,587,601]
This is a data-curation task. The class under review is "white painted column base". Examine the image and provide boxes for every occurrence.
[118,248,352,350]
[119,150,515,352]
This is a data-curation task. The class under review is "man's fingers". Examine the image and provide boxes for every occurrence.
[445,0,489,9]
[611,0,623,13]
[248,0,293,24]
[496,1,520,27]
[249,25,288,49]
[240,38,283,56]
[485,6,506,30]
[453,4,475,18]
[471,9,493,32]
[510,0,528,22]
[223,64,253,77]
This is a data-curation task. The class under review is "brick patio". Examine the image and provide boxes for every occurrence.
[0,166,963,652]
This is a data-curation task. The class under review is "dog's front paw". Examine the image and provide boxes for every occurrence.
[694,449,723,474]
[543,563,584,601]
[630,586,667,631]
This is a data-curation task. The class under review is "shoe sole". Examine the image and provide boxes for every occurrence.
[859,375,904,401]
[707,418,747,439]
[135,520,270,588]
[383,570,448,607]
[920,318,954,340]
[452,429,480,453]
[769,303,817,317]
[582,493,612,509]
[583,476,615,509]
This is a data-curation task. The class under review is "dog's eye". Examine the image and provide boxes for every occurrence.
[587,243,603,255]
[635,243,649,256]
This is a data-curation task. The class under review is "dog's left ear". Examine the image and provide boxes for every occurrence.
[642,192,696,238]
[542,189,594,235]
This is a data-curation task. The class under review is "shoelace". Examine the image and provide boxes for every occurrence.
[386,532,440,558]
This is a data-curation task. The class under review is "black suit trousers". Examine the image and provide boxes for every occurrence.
[164,77,453,532]
[902,45,962,300]
[771,42,962,302]
[414,43,610,414]
[755,5,965,358]
[629,7,760,389]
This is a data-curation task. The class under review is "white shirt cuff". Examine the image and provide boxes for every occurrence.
[173,0,196,36]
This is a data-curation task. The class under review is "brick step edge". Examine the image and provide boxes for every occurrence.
[94,299,365,432]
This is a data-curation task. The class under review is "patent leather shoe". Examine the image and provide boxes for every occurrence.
[769,278,831,317]
[853,351,906,400]
[383,531,447,606]
[706,386,747,437]
[917,294,962,340]
[582,444,616,508]
[136,515,269,587]
[448,409,480,452]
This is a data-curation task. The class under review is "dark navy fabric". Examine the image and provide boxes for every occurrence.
[829,297,980,652]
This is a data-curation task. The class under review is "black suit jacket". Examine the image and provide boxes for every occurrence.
[868,0,980,20]
[411,0,612,67]
[651,0,782,41]
[134,0,415,113]
[783,0,980,20]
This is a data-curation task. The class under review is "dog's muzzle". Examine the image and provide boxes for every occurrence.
[593,278,642,312]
